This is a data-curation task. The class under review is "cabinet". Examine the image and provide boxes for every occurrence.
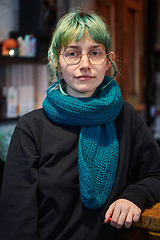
[0,48,49,193]
[0,31,50,118]
[0,0,58,186]
[96,0,145,112]
[0,62,49,117]
[0,42,49,169]
[0,0,57,120]
[145,0,160,141]
[0,61,48,165]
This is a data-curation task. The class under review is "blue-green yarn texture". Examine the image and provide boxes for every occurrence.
[43,76,123,209]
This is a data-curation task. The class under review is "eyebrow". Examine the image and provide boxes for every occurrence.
[66,44,105,50]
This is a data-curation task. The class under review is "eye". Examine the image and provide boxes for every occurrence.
[68,51,77,57]
[92,50,100,56]
[89,49,103,57]
[89,49,106,58]
[64,49,80,58]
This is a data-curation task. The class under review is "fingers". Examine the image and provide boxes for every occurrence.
[124,211,140,228]
[112,208,129,228]
[110,202,130,229]
[104,202,115,223]
[104,199,141,229]
[110,207,123,228]
[133,211,141,222]
[124,212,134,228]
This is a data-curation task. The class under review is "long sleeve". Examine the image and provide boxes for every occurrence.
[0,105,160,240]
[0,125,39,240]
[114,102,160,210]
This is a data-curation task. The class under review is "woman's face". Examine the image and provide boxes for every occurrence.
[59,37,114,98]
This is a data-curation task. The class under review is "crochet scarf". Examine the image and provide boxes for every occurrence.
[42,76,123,209]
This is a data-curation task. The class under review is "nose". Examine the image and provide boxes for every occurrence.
[79,54,91,69]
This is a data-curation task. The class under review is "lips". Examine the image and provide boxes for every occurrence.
[76,75,94,80]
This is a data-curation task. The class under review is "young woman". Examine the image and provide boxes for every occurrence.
[0,10,160,240]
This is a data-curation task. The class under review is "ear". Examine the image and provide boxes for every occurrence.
[48,52,55,63]
[105,52,115,71]
[48,54,51,62]
[58,65,62,74]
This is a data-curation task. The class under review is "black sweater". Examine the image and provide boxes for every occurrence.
[0,101,160,240]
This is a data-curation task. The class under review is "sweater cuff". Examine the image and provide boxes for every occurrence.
[117,192,148,211]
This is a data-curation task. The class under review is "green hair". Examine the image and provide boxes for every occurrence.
[48,9,116,90]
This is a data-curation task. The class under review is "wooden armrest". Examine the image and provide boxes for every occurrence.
[132,203,160,231]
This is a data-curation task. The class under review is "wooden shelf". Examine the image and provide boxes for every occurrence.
[0,55,47,64]
[132,203,160,232]
[0,117,19,122]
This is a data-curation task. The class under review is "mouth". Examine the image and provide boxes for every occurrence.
[76,75,94,81]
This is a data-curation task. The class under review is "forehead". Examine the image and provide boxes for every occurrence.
[62,35,105,50]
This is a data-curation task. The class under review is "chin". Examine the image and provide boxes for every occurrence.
[79,89,96,97]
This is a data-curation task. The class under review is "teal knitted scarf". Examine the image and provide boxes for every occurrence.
[42,76,123,209]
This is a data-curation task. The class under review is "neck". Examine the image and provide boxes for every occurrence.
[66,85,96,98]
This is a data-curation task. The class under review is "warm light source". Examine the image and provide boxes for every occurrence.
[9,49,15,56]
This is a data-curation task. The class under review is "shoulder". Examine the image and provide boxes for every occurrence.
[115,101,147,135]
[117,101,143,122]
[17,108,47,127]
[19,108,46,120]
[121,101,139,115]
[15,108,52,136]
[16,108,81,139]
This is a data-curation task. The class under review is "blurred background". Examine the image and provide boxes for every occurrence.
[0,0,160,189]
[0,1,160,239]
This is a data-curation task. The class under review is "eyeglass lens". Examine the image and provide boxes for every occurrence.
[62,47,107,65]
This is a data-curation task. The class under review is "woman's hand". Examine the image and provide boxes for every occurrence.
[104,199,141,229]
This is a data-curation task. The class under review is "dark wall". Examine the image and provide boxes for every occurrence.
[145,0,158,126]
[0,160,5,195]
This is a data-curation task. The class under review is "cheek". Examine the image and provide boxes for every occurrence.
[61,68,71,78]
[98,65,108,76]
[59,56,67,74]
[103,64,110,76]
[61,65,77,78]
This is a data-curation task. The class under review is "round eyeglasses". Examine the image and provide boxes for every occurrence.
[60,47,108,66]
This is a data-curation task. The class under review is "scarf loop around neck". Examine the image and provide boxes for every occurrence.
[43,76,123,209]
